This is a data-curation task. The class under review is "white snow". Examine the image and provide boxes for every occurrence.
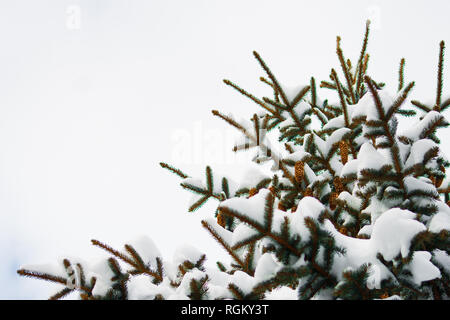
[358,224,373,237]
[433,249,450,272]
[321,205,441,289]
[370,208,426,260]
[175,269,209,297]
[127,235,162,267]
[127,274,164,300]
[264,286,297,300]
[270,211,291,235]
[237,168,270,191]
[357,142,389,173]
[340,159,359,177]
[254,253,281,282]
[406,251,441,285]
[400,111,445,141]
[322,115,345,131]
[293,101,312,119]
[323,220,389,286]
[282,149,311,163]
[91,277,113,297]
[405,139,438,167]
[173,245,204,266]
[428,201,450,232]
[327,128,352,150]
[351,89,394,122]
[229,271,255,295]
[289,197,326,242]
[294,196,325,220]
[403,176,439,198]
[219,189,272,226]
[338,191,362,210]
[232,223,260,247]
[313,128,351,158]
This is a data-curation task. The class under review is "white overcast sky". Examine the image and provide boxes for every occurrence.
[1,0,450,299]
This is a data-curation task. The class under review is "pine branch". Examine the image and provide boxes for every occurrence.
[310,77,317,107]
[212,109,299,188]
[223,79,276,114]
[291,85,311,108]
[253,51,291,108]
[17,269,67,285]
[336,36,356,104]
[355,21,371,97]
[331,69,351,127]
[200,220,250,275]
[49,288,74,300]
[219,205,304,257]
[386,81,415,120]
[91,239,163,282]
[364,75,404,181]
[411,100,432,113]
[436,41,445,110]
[159,162,188,179]
[228,283,245,299]
[211,109,248,134]
[398,58,405,92]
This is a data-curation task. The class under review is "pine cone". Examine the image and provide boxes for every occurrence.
[329,192,338,210]
[339,140,348,164]
[217,211,226,228]
[294,161,305,183]
[333,176,344,194]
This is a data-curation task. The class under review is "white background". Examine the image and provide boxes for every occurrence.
[1,0,449,299]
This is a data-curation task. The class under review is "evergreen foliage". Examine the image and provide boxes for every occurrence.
[18,21,450,300]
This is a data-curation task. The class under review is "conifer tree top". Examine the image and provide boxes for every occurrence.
[18,21,450,300]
